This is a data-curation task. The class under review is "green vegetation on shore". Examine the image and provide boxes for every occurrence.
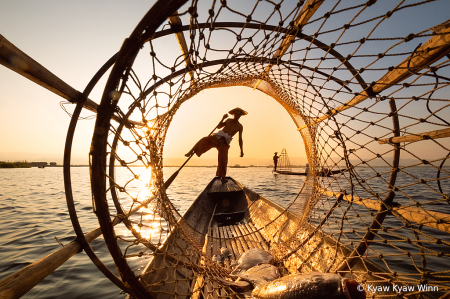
[0,161,31,168]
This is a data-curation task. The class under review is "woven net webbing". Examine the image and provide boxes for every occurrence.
[79,0,450,298]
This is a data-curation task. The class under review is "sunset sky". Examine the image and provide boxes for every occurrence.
[0,0,306,166]
[1,1,449,166]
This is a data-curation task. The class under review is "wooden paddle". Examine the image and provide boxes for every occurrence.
[164,113,228,189]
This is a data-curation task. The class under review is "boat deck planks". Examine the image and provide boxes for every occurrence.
[232,225,249,252]
[217,219,273,258]
[239,223,262,250]
[138,177,397,298]
[247,222,270,251]
[227,226,245,256]
[220,226,236,261]
[207,178,242,193]
[207,226,220,299]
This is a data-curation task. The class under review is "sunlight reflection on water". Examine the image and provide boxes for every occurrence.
[1,166,447,298]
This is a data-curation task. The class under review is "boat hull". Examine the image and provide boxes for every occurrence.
[137,177,403,299]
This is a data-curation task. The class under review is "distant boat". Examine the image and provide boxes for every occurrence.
[274,149,343,176]
[38,166,45,168]
[229,164,247,168]
[275,169,343,177]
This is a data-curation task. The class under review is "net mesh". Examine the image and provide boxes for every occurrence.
[81,0,450,298]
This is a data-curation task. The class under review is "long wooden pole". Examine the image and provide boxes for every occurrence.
[0,167,169,299]
[318,188,450,234]
[0,189,171,299]
[0,223,108,299]
[253,0,324,89]
[298,23,450,130]
[0,34,143,127]
[303,179,450,234]
[378,127,450,144]
[168,13,195,82]
[191,204,217,299]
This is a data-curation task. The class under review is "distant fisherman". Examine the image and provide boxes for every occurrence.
[185,108,247,183]
[273,152,280,171]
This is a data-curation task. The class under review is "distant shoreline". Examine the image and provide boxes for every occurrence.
[0,162,450,169]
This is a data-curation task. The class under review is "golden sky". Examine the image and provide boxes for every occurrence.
[0,0,305,165]
[164,87,305,163]
[1,0,449,166]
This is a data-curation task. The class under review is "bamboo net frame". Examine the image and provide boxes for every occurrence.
[65,0,450,298]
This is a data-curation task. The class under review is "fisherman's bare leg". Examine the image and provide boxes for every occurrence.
[186,137,210,157]
[185,141,199,157]
[216,141,229,183]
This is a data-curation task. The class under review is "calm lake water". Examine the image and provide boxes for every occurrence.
[0,167,304,298]
[0,166,448,298]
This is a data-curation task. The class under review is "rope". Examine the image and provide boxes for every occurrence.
[79,0,450,298]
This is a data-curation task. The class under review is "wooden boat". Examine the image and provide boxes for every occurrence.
[273,149,345,177]
[136,177,398,298]
[1,0,450,298]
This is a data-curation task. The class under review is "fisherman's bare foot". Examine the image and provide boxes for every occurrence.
[220,177,228,183]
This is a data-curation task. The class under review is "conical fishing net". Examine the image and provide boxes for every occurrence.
[66,0,450,298]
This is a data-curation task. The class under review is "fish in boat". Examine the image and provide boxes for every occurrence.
[138,177,382,298]
[213,247,232,266]
[237,263,281,287]
[226,265,365,299]
[219,263,281,294]
[212,254,222,264]
[230,248,274,275]
[220,246,231,260]
[251,272,365,299]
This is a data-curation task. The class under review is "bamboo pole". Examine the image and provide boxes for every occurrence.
[191,204,216,299]
[272,0,324,60]
[318,188,450,233]
[0,34,143,127]
[378,127,450,144]
[190,229,211,299]
[298,23,450,130]
[253,0,324,89]
[0,192,202,299]
[168,13,195,81]
[0,190,160,299]
[0,223,107,299]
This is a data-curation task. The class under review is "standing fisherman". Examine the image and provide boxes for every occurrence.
[185,108,247,183]
[273,152,280,171]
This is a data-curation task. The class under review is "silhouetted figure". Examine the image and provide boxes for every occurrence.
[186,108,247,183]
[273,152,280,171]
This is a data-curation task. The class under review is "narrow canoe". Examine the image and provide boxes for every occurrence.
[136,177,412,299]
